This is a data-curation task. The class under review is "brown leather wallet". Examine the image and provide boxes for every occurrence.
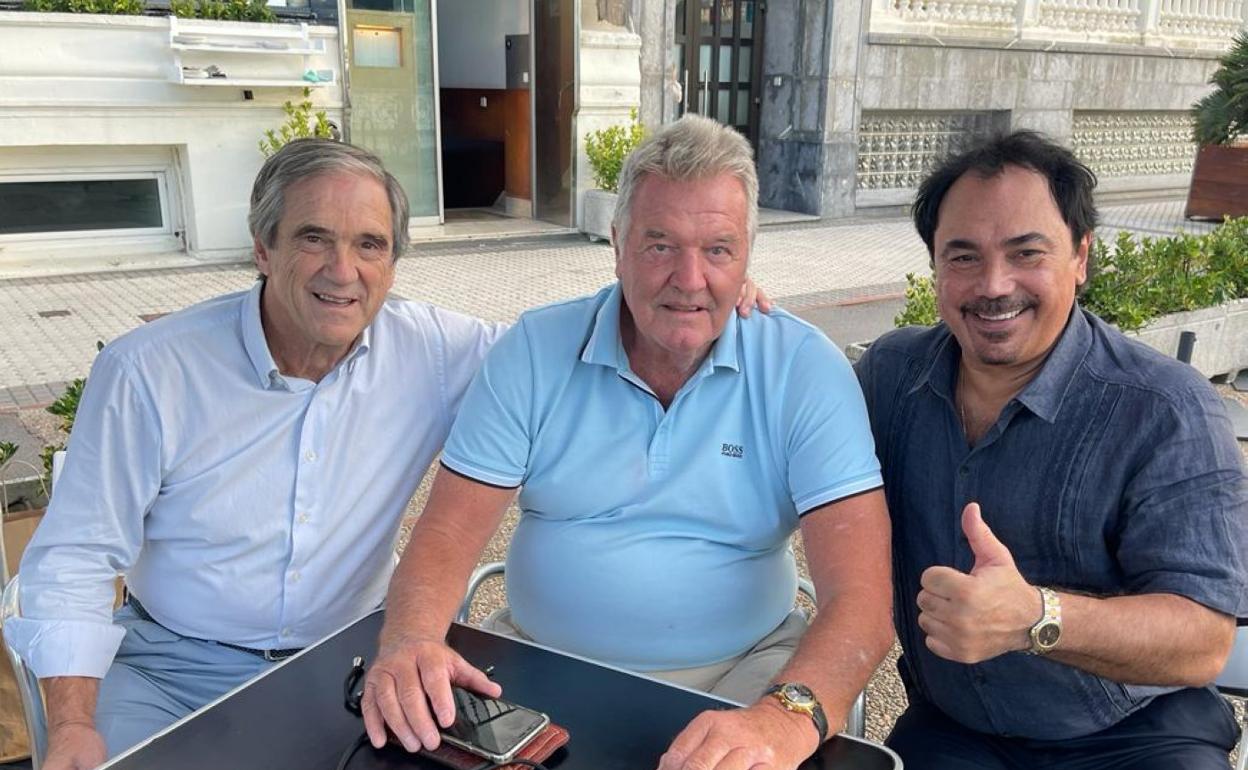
[417,722,569,770]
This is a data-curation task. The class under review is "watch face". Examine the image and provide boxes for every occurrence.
[781,683,815,705]
[1036,622,1061,647]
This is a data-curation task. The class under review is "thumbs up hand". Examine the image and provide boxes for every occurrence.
[916,503,1042,664]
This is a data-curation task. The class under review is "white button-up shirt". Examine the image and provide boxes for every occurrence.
[7,283,504,679]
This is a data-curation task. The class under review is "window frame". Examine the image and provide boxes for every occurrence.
[0,169,175,243]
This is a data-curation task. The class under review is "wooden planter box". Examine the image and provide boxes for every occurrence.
[1185,144,1248,220]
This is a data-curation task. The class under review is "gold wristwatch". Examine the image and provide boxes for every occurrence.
[1026,586,1062,655]
[764,682,828,742]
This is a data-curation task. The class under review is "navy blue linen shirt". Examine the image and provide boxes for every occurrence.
[855,305,1248,740]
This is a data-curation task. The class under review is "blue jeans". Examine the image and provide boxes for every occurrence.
[887,686,1239,770]
[96,605,272,758]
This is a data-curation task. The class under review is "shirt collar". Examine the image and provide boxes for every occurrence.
[242,282,281,389]
[241,281,374,390]
[1013,304,1091,423]
[908,329,959,405]
[906,304,1091,423]
[579,283,740,374]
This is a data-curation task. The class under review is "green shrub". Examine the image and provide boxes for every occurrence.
[24,0,145,14]
[191,0,275,21]
[585,109,646,193]
[259,88,335,157]
[893,218,1248,331]
[894,273,938,327]
[1082,218,1248,331]
[40,377,87,484]
[24,0,275,19]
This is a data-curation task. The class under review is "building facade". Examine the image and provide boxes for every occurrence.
[0,0,641,276]
[634,0,1245,217]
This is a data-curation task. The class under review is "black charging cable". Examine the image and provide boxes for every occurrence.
[337,656,549,770]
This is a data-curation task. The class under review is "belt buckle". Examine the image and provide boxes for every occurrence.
[263,648,286,662]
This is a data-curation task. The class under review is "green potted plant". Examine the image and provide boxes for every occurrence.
[1186,31,1248,219]
[582,109,645,243]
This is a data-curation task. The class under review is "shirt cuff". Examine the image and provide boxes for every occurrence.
[794,471,885,515]
[440,453,524,489]
[4,616,127,679]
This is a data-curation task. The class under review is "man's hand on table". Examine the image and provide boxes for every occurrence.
[360,637,501,752]
[657,698,821,770]
[43,721,106,770]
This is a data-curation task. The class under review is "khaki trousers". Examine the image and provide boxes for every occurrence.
[483,608,807,704]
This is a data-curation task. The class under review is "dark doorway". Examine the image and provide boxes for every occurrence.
[674,0,765,148]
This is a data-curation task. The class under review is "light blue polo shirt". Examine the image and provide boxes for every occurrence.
[442,283,882,670]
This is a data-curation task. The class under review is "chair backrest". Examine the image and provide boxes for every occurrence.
[2,574,47,769]
[49,452,65,493]
[0,448,65,770]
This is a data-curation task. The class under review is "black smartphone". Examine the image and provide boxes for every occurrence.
[439,687,551,764]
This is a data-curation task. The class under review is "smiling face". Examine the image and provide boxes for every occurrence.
[254,171,396,378]
[613,172,750,374]
[933,164,1090,371]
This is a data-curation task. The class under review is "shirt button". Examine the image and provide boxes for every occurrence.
[304,450,317,462]
[289,570,301,583]
[959,466,969,477]
[296,512,310,524]
[280,627,292,638]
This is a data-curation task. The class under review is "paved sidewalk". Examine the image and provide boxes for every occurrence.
[0,197,1209,407]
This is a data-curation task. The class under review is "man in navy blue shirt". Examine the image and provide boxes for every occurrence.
[855,131,1247,768]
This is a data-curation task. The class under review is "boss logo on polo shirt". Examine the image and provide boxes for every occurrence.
[721,443,744,459]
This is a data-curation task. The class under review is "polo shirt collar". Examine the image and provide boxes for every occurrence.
[580,283,740,374]
[241,281,373,390]
[906,304,1090,423]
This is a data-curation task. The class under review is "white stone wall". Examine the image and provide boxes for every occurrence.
[854,43,1221,201]
[0,11,342,272]
[574,27,641,233]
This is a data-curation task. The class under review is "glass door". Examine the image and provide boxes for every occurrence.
[674,0,764,148]
[532,0,576,226]
[345,0,441,223]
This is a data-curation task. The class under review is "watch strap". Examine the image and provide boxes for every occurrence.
[1027,586,1062,655]
[764,683,829,743]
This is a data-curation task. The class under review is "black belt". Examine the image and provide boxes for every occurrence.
[127,595,303,662]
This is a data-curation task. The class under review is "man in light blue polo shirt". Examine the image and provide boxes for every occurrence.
[363,115,894,770]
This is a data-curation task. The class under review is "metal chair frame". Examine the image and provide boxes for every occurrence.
[0,452,63,768]
[1217,623,1248,770]
[456,560,869,738]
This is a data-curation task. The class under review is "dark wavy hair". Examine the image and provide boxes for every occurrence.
[912,130,1099,280]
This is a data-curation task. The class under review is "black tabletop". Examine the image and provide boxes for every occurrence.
[102,611,901,770]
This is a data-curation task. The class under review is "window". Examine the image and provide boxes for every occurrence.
[0,173,170,238]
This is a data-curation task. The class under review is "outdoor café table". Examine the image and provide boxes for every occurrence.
[100,610,903,770]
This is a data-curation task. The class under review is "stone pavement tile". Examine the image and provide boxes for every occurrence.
[0,196,1212,392]
[1099,199,1219,237]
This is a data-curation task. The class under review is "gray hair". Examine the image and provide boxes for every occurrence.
[248,138,411,260]
[612,114,758,250]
